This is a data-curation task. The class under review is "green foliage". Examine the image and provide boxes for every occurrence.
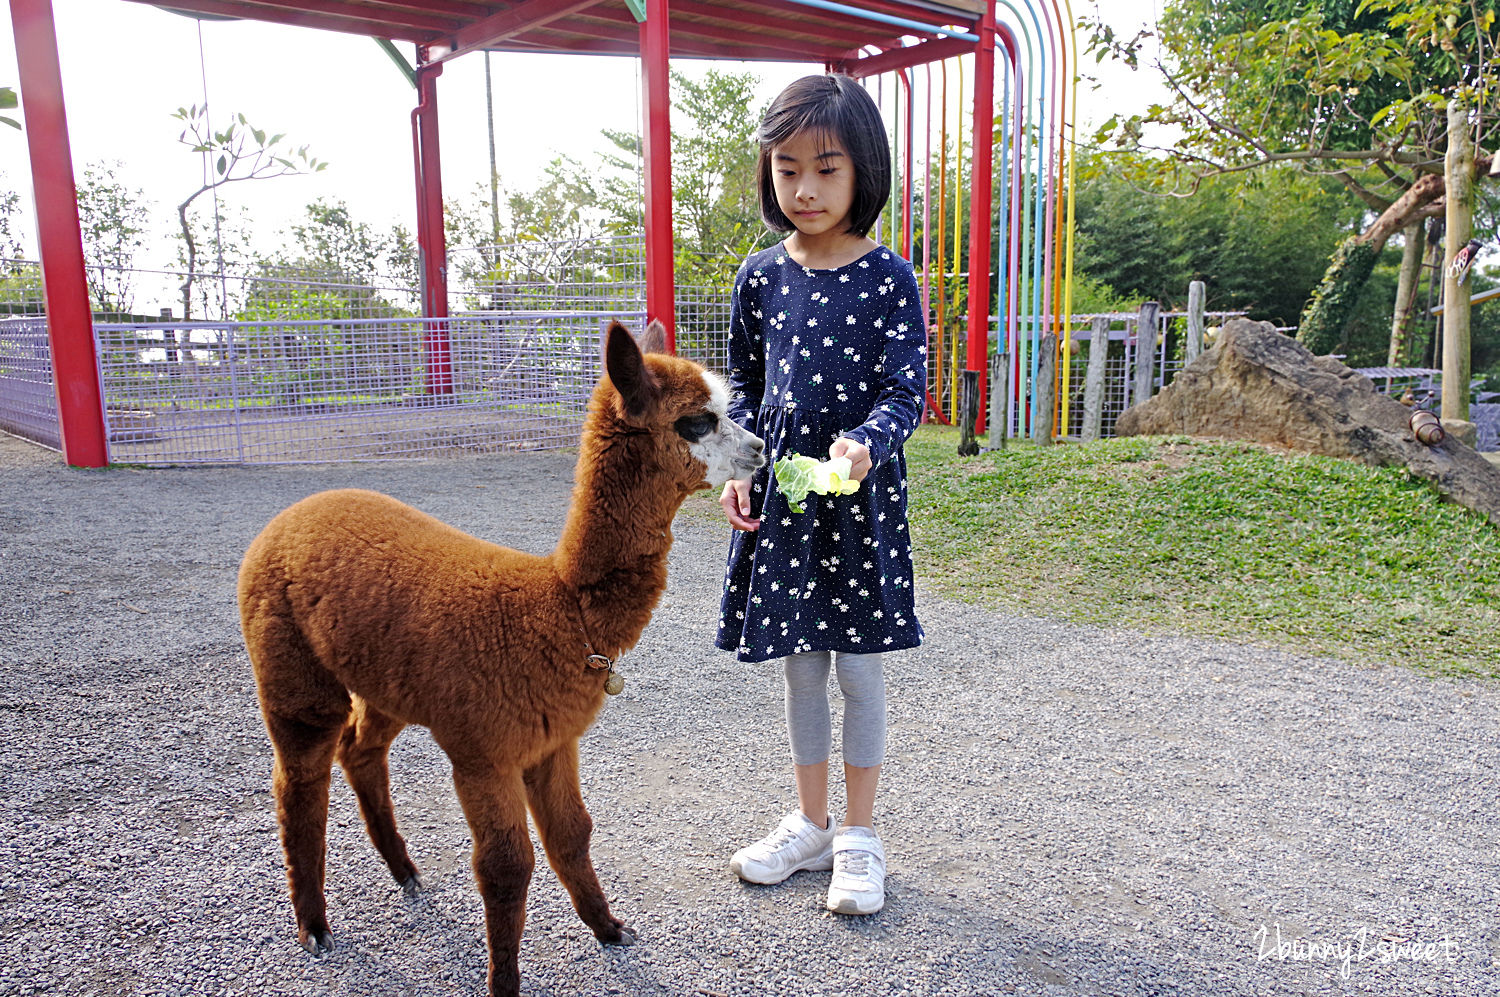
[1296,236,1381,354]
[1072,157,1363,323]
[488,68,770,268]
[76,161,151,315]
[0,177,27,260]
[173,105,327,180]
[0,86,19,132]
[670,69,764,272]
[172,105,325,320]
[904,427,1500,677]
[172,203,258,320]
[1067,272,1138,314]
[1082,1,1498,194]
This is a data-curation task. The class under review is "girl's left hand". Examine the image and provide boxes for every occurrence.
[829,437,873,482]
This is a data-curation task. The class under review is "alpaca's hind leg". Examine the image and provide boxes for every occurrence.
[523,741,635,945]
[336,698,421,893]
[450,761,534,997]
[265,710,347,955]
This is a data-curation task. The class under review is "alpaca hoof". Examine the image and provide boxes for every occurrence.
[401,874,423,897]
[299,928,336,956]
[604,924,637,947]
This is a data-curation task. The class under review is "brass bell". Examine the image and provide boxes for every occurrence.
[605,671,625,696]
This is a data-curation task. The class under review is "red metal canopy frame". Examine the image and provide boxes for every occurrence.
[9,0,999,466]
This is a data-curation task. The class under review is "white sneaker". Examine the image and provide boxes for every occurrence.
[826,826,885,914]
[730,811,835,885]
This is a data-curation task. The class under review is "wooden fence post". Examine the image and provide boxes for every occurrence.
[988,349,1008,449]
[1133,301,1160,406]
[1186,281,1205,362]
[1441,98,1473,423]
[1082,316,1108,442]
[1034,332,1057,444]
[957,369,980,456]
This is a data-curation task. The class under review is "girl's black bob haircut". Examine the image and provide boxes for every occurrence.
[755,74,891,238]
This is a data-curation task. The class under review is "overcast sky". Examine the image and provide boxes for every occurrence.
[0,0,1165,264]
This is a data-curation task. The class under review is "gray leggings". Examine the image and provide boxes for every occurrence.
[783,651,886,768]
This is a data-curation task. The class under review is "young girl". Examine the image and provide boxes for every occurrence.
[715,74,926,916]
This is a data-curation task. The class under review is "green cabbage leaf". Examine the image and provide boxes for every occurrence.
[773,453,860,513]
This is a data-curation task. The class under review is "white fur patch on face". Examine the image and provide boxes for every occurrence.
[700,369,731,415]
[687,370,764,486]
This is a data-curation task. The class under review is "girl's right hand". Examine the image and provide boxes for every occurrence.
[720,479,760,531]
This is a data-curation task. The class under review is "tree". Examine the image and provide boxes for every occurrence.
[491,67,769,268]
[173,104,325,320]
[1083,0,1498,352]
[1073,157,1368,325]
[173,202,259,321]
[668,69,764,278]
[75,161,151,316]
[450,69,771,346]
[0,176,42,313]
[0,177,26,259]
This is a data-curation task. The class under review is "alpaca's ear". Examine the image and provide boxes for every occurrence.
[605,321,661,419]
[639,319,668,355]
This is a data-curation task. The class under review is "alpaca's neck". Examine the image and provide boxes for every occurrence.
[552,426,685,657]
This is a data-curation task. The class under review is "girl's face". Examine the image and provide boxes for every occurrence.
[770,129,857,242]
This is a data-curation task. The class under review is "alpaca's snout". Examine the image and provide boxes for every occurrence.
[733,429,766,477]
[694,420,765,487]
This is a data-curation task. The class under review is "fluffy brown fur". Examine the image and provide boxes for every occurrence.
[237,321,761,997]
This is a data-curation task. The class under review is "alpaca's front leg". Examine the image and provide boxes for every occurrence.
[451,763,534,997]
[524,741,636,945]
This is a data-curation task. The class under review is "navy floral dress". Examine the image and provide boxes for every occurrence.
[716,243,928,663]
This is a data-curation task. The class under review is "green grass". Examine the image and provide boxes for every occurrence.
[904,426,1500,679]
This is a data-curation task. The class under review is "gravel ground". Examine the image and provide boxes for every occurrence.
[2,431,1497,997]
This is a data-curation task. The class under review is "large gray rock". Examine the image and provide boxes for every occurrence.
[1116,318,1500,524]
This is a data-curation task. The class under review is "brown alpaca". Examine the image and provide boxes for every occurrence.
[237,321,763,997]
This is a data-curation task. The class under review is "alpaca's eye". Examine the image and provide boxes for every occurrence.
[674,412,718,442]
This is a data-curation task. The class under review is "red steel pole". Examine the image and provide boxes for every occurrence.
[965,0,997,433]
[640,0,675,352]
[413,54,451,393]
[10,0,108,466]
